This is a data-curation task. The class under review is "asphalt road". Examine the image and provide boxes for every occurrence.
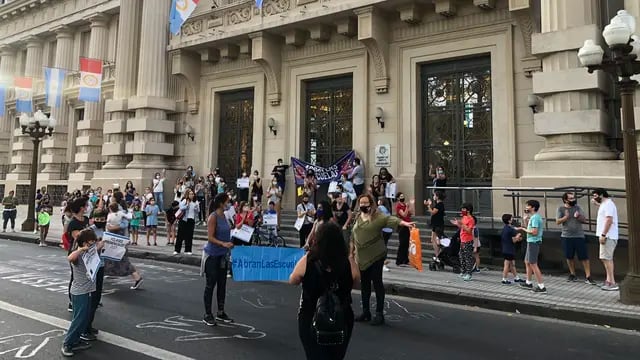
[0,240,639,360]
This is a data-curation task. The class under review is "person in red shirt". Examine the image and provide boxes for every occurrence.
[233,201,254,246]
[395,192,413,266]
[451,203,476,281]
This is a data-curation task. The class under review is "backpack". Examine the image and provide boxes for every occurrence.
[312,262,346,346]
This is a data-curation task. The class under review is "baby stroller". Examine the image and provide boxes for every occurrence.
[429,229,461,273]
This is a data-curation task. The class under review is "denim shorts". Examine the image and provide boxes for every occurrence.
[561,237,588,261]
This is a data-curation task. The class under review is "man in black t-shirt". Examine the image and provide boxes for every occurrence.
[271,158,289,193]
[425,190,446,259]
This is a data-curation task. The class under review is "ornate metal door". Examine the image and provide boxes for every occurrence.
[421,57,492,211]
[218,90,254,187]
[305,76,353,165]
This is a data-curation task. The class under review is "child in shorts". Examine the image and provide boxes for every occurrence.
[130,203,143,245]
[500,214,524,284]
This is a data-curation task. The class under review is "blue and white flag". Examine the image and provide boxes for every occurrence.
[169,0,200,35]
[44,67,66,108]
[255,0,263,8]
[0,84,5,116]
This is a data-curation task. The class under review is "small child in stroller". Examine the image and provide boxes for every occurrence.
[429,228,461,273]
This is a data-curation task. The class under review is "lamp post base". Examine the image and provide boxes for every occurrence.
[620,273,640,305]
[21,217,36,232]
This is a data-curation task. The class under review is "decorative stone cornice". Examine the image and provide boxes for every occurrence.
[0,44,16,56]
[85,12,110,28]
[354,6,389,94]
[509,0,541,77]
[51,24,74,39]
[0,0,53,22]
[434,0,456,17]
[398,3,423,25]
[24,35,42,47]
[249,31,282,106]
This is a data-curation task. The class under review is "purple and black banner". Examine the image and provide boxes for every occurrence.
[291,151,356,185]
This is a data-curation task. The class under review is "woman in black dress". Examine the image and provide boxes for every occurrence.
[289,222,360,360]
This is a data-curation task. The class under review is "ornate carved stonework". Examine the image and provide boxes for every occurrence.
[227,5,252,25]
[263,0,290,16]
[510,4,541,77]
[183,20,203,35]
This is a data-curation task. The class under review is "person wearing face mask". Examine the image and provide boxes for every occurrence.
[332,193,353,249]
[237,171,251,203]
[202,192,235,326]
[251,171,263,207]
[591,189,619,291]
[340,174,357,210]
[305,200,333,249]
[451,203,476,281]
[152,169,166,213]
[175,189,200,255]
[297,193,316,248]
[395,192,414,267]
[266,178,283,228]
[556,192,594,284]
[515,200,546,293]
[271,158,289,197]
[351,194,414,325]
[233,201,255,246]
[195,177,207,226]
[349,158,365,197]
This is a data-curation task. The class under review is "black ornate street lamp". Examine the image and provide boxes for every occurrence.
[578,9,640,305]
[19,109,55,232]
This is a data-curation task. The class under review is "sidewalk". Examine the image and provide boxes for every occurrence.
[3,206,639,331]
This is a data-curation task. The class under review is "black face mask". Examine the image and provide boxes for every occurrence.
[303,199,309,204]
[567,200,577,206]
[524,209,530,214]
[593,196,602,204]
[360,206,371,214]
[399,198,405,203]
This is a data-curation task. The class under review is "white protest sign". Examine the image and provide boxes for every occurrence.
[294,217,305,231]
[328,181,339,194]
[82,245,101,282]
[237,178,250,189]
[231,224,255,243]
[385,182,397,199]
[101,232,130,261]
[224,205,236,221]
[263,213,278,226]
[375,144,391,167]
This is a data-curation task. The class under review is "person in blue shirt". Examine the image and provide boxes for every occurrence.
[145,198,160,246]
[265,201,277,215]
[500,214,524,284]
[516,200,546,293]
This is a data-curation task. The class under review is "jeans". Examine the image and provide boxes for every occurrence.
[354,183,364,197]
[153,192,164,212]
[204,255,228,315]
[396,227,410,265]
[360,258,385,314]
[64,293,91,347]
[176,218,195,253]
[87,266,104,333]
[197,196,206,222]
[2,209,16,230]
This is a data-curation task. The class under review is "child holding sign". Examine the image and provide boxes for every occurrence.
[62,229,101,357]
[38,199,53,247]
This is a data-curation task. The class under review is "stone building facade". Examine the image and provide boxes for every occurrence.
[0,0,634,219]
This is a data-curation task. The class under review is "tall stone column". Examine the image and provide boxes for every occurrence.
[126,0,175,169]
[530,0,616,160]
[8,36,42,180]
[0,45,16,168]
[71,14,109,182]
[626,0,640,156]
[101,0,141,169]
[41,26,74,180]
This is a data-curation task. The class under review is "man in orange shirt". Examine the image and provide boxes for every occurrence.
[451,203,476,281]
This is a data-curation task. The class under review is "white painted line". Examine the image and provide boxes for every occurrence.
[0,299,196,360]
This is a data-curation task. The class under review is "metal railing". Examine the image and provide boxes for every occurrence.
[426,185,628,239]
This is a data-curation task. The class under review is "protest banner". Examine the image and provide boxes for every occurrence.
[291,151,356,185]
[232,247,305,281]
[101,232,130,261]
[231,224,254,243]
[82,244,101,282]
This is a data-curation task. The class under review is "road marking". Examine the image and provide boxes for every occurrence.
[136,316,266,341]
[0,330,65,359]
[0,300,195,360]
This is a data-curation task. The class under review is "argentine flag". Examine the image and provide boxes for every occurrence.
[44,67,66,108]
[170,0,200,35]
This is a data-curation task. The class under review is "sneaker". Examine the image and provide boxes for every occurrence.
[67,303,73,312]
[185,252,193,255]
[89,327,99,335]
[354,312,372,322]
[216,311,234,323]
[501,279,512,285]
[567,274,578,282]
[519,282,533,290]
[371,313,385,326]
[71,340,91,351]
[80,333,97,341]
[203,314,217,326]
[602,283,620,291]
[33,230,37,234]
[130,278,144,290]
[472,266,481,273]
[173,251,179,255]
[533,286,547,293]
[226,274,232,278]
[61,345,74,357]
[39,242,46,247]
[383,265,390,272]
[585,277,597,285]
[462,274,472,281]
[513,278,526,283]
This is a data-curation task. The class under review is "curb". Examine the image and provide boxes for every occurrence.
[3,234,639,332]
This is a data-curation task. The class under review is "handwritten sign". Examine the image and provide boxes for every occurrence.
[375,144,391,167]
[231,247,305,281]
[231,224,255,243]
[82,244,101,282]
[101,232,130,261]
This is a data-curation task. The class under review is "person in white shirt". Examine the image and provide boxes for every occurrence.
[153,169,166,212]
[349,158,365,197]
[175,189,200,255]
[592,188,619,291]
